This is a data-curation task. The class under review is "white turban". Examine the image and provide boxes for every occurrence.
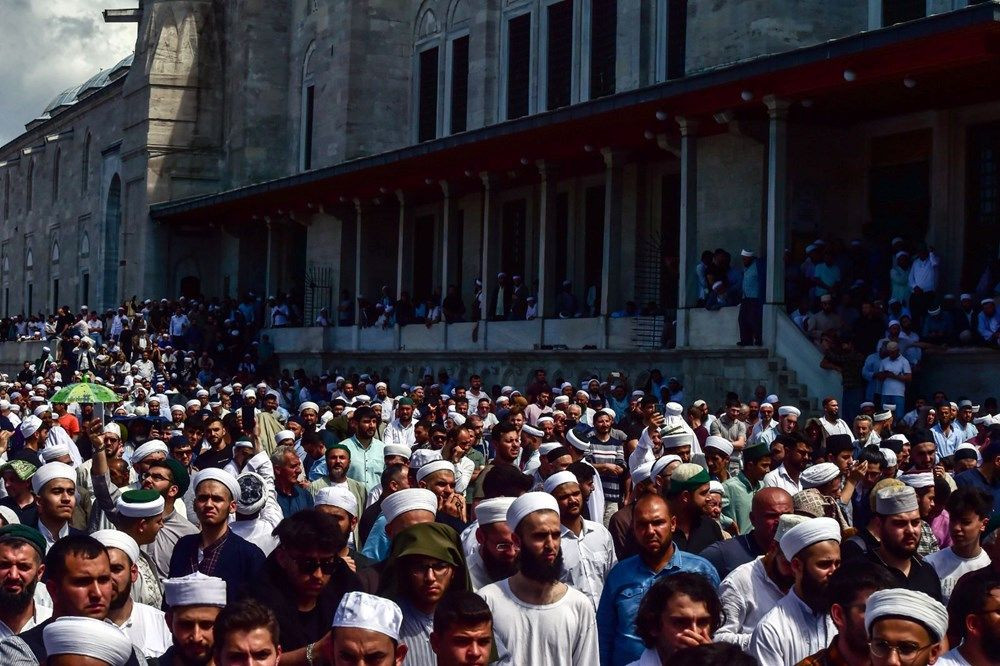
[18,415,42,439]
[522,424,543,438]
[104,423,122,437]
[164,572,227,608]
[192,468,241,502]
[704,436,734,457]
[33,404,51,417]
[544,471,578,494]
[630,461,655,486]
[507,491,559,531]
[235,472,267,515]
[566,429,589,452]
[651,454,682,478]
[116,492,164,518]
[383,444,412,459]
[879,448,897,467]
[865,588,948,641]
[40,444,71,462]
[661,432,692,450]
[132,440,168,464]
[447,412,467,426]
[552,395,570,406]
[538,443,562,456]
[664,402,683,416]
[31,461,75,494]
[299,401,319,414]
[92,529,140,564]
[170,404,186,414]
[598,407,617,420]
[898,472,935,490]
[474,497,515,526]
[779,516,841,560]
[274,430,295,445]
[43,616,134,666]
[332,591,403,642]
[409,449,442,470]
[382,488,437,524]
[416,460,455,483]
[800,462,841,489]
[537,415,554,425]
[778,406,801,417]
[315,486,358,517]
[185,399,201,409]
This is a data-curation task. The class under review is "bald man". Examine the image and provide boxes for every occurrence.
[701,488,793,579]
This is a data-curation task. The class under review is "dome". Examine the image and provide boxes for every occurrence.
[34,53,134,123]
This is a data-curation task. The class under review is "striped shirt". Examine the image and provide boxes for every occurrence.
[585,436,625,502]
[398,602,436,666]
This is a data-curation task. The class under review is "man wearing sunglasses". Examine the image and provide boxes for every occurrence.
[864,588,947,666]
[240,509,361,665]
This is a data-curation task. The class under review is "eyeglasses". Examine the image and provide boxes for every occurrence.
[494,542,519,553]
[142,472,170,483]
[294,557,338,575]
[868,639,933,661]
[406,560,453,575]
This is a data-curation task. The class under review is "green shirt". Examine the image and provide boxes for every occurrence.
[722,472,762,534]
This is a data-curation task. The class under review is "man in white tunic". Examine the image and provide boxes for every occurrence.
[478,492,599,665]
[749,516,841,665]
[91,529,172,658]
[466,497,518,591]
[716,514,807,649]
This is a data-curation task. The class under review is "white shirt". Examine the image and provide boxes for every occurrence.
[467,390,489,414]
[908,251,940,292]
[625,648,662,666]
[925,547,991,604]
[560,520,617,610]
[749,589,836,666]
[467,547,493,592]
[479,579,599,666]
[762,464,803,495]
[168,314,189,337]
[936,647,974,666]
[0,602,51,638]
[819,418,851,437]
[117,602,172,658]
[716,556,786,650]
[383,419,416,449]
[231,518,280,556]
[879,355,911,397]
[38,520,70,552]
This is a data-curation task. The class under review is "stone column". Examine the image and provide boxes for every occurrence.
[479,173,493,325]
[264,218,273,300]
[675,117,699,348]
[763,96,791,348]
[600,149,625,349]
[440,181,451,348]
[395,191,405,349]
[353,199,363,350]
[536,161,558,323]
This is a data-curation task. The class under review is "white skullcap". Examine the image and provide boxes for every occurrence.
[865,588,948,642]
[537,415,554,425]
[382,488,438,524]
[31,461,75,494]
[409,448,443,469]
[651,454,682,478]
[898,472,935,489]
[332,591,403,642]
[274,430,295,445]
[552,395,570,406]
[383,444,412,459]
[299,401,319,413]
[872,410,893,423]
[522,424,544,438]
[193,468,241,502]
[164,572,227,608]
[708,480,725,495]
[566,428,589,452]
[0,505,19,525]
[879,448,897,467]
[741,249,755,257]
[375,382,387,390]
[170,404,186,413]
[800,462,841,489]
[664,402,683,416]
[185,399,201,409]
[661,432,692,450]
[630,461,655,486]
[103,423,122,436]
[43,616,133,666]
[538,442,563,456]
[196,389,209,398]
[875,485,919,515]
[132,439,168,463]
[766,394,779,404]
[91,529,140,564]
[775,514,811,545]
[886,434,909,446]
[704,436,734,457]
[760,402,773,410]
[598,407,617,420]
[417,460,455,483]
[778,406,801,417]
[314,486,358,517]
[507,491,559,531]
[692,399,707,408]
[18,415,42,439]
[779,516,842,560]
[116,492,164,518]
[40,444,71,462]
[33,404,51,416]
[544,471,578,494]
[475,497,516,526]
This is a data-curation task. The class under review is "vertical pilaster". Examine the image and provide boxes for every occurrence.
[479,173,493,324]
[600,148,625,349]
[763,96,791,348]
[353,199,363,350]
[676,117,699,348]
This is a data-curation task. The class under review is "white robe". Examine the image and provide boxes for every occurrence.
[749,589,835,666]
[716,556,786,650]
[117,602,172,658]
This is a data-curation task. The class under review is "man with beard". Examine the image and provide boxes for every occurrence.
[864,588,947,666]
[213,599,282,666]
[359,463,410,546]
[339,406,386,493]
[716,514,807,650]
[819,397,851,437]
[749,517,842,665]
[384,397,417,450]
[310,445,366,526]
[849,485,942,601]
[467,497,518,590]
[546,470,616,610]
[608,462,657,561]
[663,463,723,554]
[0,525,50,637]
[479,492,599,665]
[160,572,227,666]
[471,423,522,499]
[798,563,896,666]
[763,431,811,495]
[940,573,1000,665]
[91,529,171,657]
[701,487,792,579]
[722,441,771,534]
[140,458,198,578]
[597,494,719,665]
[586,410,626,523]
[193,416,233,470]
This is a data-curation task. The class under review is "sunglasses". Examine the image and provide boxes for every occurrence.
[294,557,338,575]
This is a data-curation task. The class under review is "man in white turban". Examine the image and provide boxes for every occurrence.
[865,588,947,666]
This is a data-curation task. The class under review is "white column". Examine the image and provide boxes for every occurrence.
[599,148,624,349]
[675,117,699,348]
[763,96,791,348]
[395,191,405,349]
[352,199,363,350]
[479,173,493,324]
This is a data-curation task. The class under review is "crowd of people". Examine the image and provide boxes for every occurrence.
[0,327,998,665]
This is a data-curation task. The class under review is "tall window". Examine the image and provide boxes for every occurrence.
[52,148,60,202]
[448,35,469,134]
[25,248,33,271]
[506,13,532,120]
[882,0,925,26]
[417,46,440,142]
[82,133,90,194]
[3,173,8,220]
[589,0,617,99]
[25,162,33,213]
[545,1,573,110]
[300,44,317,171]
[656,0,687,81]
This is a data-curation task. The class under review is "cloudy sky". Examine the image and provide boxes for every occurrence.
[0,0,137,145]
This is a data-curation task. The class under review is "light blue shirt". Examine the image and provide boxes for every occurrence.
[931,423,965,460]
[742,260,760,299]
[361,514,390,561]
[597,548,719,666]
[339,435,386,492]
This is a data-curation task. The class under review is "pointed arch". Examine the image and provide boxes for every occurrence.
[80,231,90,258]
[25,248,33,271]
[51,240,60,264]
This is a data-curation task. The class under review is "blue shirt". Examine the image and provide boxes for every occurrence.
[742,260,761,299]
[361,514,390,561]
[931,424,964,460]
[277,485,314,518]
[955,468,1000,514]
[597,547,720,666]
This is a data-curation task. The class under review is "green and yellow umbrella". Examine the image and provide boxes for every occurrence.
[50,378,121,404]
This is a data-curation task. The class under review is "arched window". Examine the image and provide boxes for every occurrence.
[80,231,90,258]
[25,161,33,213]
[25,248,33,271]
[51,241,60,264]
[300,42,317,171]
[444,0,471,135]
[413,3,442,143]
[52,148,60,201]
[81,133,91,194]
[2,255,8,276]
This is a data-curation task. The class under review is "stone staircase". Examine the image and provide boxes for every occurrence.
[766,353,821,413]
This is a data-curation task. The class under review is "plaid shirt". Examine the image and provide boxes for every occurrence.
[191,532,230,576]
[796,638,853,666]
[918,520,940,557]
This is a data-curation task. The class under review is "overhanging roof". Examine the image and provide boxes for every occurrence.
[152,3,1000,222]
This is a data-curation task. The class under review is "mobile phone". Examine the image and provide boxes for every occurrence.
[241,406,256,432]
